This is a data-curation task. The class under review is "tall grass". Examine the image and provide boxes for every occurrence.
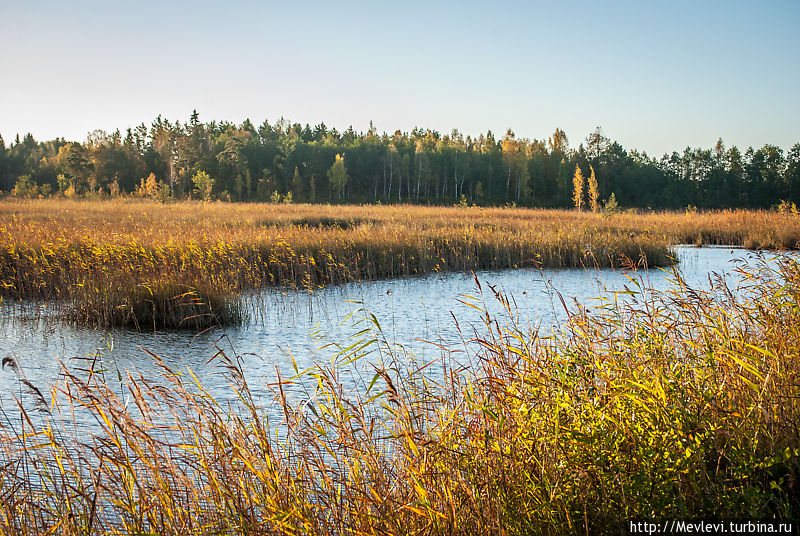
[0,199,797,328]
[611,208,800,250]
[1,255,798,534]
[0,199,676,328]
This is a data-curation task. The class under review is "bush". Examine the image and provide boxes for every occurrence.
[12,175,38,198]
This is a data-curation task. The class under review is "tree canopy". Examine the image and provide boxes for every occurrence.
[1,113,798,209]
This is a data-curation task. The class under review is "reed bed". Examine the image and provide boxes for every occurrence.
[611,209,800,250]
[0,199,677,328]
[0,254,798,534]
[0,199,797,329]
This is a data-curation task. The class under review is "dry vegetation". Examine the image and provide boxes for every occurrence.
[612,208,800,250]
[0,199,797,328]
[0,199,675,328]
[0,255,798,534]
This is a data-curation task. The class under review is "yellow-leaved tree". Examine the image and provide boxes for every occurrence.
[587,165,600,212]
[137,173,160,199]
[572,164,584,211]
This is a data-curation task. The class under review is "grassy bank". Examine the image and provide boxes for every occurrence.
[0,199,677,328]
[0,255,798,534]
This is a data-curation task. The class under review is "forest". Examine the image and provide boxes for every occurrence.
[1,111,798,209]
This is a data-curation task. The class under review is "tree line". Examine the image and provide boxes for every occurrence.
[1,111,798,209]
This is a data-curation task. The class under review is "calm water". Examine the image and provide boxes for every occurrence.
[0,246,785,431]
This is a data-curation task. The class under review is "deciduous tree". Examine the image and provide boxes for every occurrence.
[572,164,584,211]
[587,165,599,212]
[192,170,215,201]
[328,154,348,200]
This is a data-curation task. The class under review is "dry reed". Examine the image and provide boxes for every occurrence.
[0,199,678,328]
[0,254,798,534]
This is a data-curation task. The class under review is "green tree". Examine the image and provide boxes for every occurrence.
[786,144,800,204]
[585,126,610,161]
[475,181,486,204]
[501,129,519,201]
[13,174,38,198]
[57,142,90,193]
[56,173,70,193]
[327,154,348,200]
[192,170,215,201]
[603,192,619,214]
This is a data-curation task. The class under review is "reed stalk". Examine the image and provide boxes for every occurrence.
[0,255,798,534]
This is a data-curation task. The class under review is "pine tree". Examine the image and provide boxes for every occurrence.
[572,164,584,211]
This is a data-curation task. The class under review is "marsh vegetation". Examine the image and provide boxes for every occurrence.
[0,199,798,534]
[1,199,798,329]
[0,254,798,534]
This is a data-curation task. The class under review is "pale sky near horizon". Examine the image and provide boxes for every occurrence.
[1,0,798,157]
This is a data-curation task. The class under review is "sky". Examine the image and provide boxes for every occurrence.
[1,0,798,157]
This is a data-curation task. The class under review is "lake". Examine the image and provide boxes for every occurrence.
[0,245,784,432]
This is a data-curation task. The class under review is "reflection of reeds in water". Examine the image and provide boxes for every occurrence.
[1,257,798,534]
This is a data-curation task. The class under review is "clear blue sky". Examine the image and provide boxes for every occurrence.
[1,0,797,156]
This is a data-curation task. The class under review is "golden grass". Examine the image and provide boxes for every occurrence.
[0,256,798,534]
[1,199,796,247]
[0,199,679,328]
[0,199,797,328]
[612,208,800,250]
